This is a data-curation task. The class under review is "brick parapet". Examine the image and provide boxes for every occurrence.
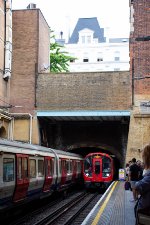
[37,71,131,111]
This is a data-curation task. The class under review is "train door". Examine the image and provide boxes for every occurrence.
[13,154,29,202]
[93,157,102,181]
[43,157,53,192]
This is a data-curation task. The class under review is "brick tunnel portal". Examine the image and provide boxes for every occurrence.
[38,113,130,168]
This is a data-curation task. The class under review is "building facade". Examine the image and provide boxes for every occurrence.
[0,0,12,139]
[126,0,150,162]
[63,17,129,72]
[10,4,50,144]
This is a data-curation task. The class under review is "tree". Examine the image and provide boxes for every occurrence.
[50,30,76,73]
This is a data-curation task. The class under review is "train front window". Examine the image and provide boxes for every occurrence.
[84,157,92,176]
[95,161,100,174]
[3,158,14,182]
[102,157,111,177]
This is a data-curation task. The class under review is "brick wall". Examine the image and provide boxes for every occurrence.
[130,0,150,95]
[10,9,38,114]
[37,71,131,111]
[10,9,50,114]
[126,0,150,162]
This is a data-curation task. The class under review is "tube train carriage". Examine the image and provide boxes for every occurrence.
[0,139,83,211]
[83,152,114,189]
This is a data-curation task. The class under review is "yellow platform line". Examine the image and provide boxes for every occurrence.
[91,181,118,225]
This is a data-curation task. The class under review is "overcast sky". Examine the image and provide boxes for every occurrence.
[12,0,130,41]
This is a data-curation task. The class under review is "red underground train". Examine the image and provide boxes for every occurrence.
[83,152,114,189]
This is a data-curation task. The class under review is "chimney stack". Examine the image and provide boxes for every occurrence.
[27,3,36,9]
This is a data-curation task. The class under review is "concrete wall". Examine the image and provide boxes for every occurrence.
[36,71,131,110]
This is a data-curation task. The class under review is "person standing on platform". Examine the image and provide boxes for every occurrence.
[137,160,144,179]
[129,158,140,202]
[135,144,150,210]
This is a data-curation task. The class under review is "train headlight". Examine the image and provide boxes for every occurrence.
[102,172,110,177]
[85,172,92,177]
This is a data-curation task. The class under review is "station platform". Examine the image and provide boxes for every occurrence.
[82,181,136,225]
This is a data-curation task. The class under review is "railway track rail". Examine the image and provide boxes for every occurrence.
[8,191,86,225]
[8,191,102,225]
[34,192,100,225]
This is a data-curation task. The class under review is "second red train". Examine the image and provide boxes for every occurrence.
[83,152,114,189]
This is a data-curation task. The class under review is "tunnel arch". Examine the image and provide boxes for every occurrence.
[66,142,124,167]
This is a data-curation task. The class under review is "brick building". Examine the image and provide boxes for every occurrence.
[10,4,50,143]
[126,0,150,161]
[130,0,150,99]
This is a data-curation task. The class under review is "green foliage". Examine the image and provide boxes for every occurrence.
[50,30,76,73]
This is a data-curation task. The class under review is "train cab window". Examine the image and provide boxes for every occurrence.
[84,157,92,173]
[38,160,44,177]
[102,157,111,177]
[29,159,36,178]
[3,158,14,182]
[95,161,100,174]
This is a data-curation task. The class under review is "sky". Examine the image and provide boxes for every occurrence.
[12,0,130,41]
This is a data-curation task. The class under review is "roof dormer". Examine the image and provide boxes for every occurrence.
[78,28,94,44]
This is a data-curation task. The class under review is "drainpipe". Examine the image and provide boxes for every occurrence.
[4,0,6,76]
[10,113,33,144]
[3,0,12,80]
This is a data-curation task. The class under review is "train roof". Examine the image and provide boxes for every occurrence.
[84,152,112,158]
[0,139,82,159]
[53,149,82,158]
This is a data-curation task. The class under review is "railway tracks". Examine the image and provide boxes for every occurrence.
[9,191,102,225]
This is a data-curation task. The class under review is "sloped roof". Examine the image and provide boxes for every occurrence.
[68,17,106,44]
